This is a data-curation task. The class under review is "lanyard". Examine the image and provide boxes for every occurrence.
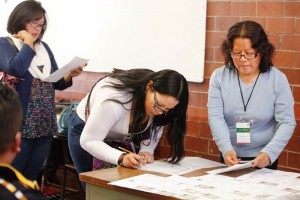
[237,72,260,112]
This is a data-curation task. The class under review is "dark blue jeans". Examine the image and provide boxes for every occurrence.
[12,135,52,180]
[68,111,92,189]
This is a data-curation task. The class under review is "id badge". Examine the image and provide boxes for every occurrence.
[236,119,251,144]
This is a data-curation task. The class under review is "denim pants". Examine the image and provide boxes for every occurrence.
[68,111,92,186]
[12,135,52,180]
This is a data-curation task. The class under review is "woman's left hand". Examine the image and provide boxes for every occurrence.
[252,152,271,168]
[64,63,87,82]
[138,152,154,165]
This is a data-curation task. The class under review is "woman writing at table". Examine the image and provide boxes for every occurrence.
[208,21,296,169]
[68,68,189,182]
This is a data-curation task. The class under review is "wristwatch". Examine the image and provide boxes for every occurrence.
[118,153,127,166]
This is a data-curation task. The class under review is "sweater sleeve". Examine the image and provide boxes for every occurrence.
[80,100,125,165]
[207,69,233,156]
[261,72,296,163]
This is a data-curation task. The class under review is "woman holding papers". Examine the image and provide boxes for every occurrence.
[208,21,296,169]
[68,68,189,187]
[0,0,86,180]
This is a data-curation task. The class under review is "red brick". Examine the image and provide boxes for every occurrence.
[200,154,220,163]
[285,136,300,152]
[186,121,200,137]
[293,120,300,137]
[209,140,219,156]
[258,2,284,17]
[215,47,224,63]
[207,2,231,16]
[266,18,294,34]
[293,87,300,103]
[279,68,300,85]
[199,122,212,139]
[215,17,240,31]
[294,52,300,69]
[201,93,208,108]
[296,19,300,34]
[281,35,300,51]
[189,92,201,107]
[294,103,300,120]
[231,2,256,16]
[285,2,300,17]
[187,107,208,122]
[185,136,209,153]
[206,31,227,48]
[188,78,209,92]
[279,151,288,167]
[206,17,215,31]
[204,62,222,78]
[267,34,281,50]
[287,152,300,169]
[274,51,294,68]
[205,47,214,62]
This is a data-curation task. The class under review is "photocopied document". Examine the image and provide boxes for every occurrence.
[208,161,253,174]
[43,56,89,82]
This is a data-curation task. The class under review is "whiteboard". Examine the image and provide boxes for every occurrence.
[0,0,207,83]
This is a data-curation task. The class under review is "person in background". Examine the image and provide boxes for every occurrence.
[0,0,86,180]
[207,21,296,169]
[68,68,189,186]
[0,83,47,200]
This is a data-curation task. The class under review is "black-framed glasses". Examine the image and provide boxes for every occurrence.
[231,52,257,60]
[153,91,168,114]
[29,21,45,30]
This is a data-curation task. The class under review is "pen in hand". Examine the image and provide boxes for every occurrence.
[118,146,142,168]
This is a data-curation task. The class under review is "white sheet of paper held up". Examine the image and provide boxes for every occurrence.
[208,161,253,174]
[43,56,89,82]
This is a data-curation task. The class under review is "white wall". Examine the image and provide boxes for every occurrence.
[0,0,207,83]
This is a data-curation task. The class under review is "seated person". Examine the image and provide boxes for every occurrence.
[0,83,47,199]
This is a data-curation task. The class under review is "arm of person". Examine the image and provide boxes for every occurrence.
[0,37,35,77]
[80,98,142,168]
[258,72,296,166]
[207,68,237,163]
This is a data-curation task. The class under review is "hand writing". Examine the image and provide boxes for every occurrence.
[122,153,143,169]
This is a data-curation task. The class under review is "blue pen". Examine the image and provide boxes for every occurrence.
[130,142,136,154]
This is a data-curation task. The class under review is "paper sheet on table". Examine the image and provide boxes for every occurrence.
[208,161,253,174]
[43,56,89,82]
[140,157,224,175]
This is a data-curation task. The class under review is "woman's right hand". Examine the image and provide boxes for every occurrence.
[122,153,143,169]
[13,30,35,49]
[224,150,239,166]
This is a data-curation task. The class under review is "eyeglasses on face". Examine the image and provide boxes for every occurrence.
[153,91,168,114]
[29,21,45,30]
[231,52,257,60]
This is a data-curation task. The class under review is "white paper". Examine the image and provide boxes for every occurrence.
[208,161,253,174]
[140,157,224,175]
[42,56,89,82]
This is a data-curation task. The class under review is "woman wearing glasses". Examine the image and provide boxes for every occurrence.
[68,68,189,185]
[208,21,296,169]
[0,0,86,180]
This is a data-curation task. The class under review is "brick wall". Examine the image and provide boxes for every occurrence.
[56,0,300,173]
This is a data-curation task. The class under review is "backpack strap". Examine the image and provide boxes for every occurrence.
[5,37,19,52]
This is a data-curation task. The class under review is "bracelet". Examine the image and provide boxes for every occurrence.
[118,153,127,166]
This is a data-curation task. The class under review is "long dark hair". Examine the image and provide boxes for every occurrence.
[7,0,47,43]
[221,21,275,72]
[87,68,189,164]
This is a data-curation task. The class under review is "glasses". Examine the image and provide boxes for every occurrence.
[231,52,257,60]
[153,91,168,114]
[29,21,45,30]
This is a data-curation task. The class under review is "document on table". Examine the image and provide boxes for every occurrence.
[43,56,89,82]
[208,161,253,174]
[140,157,225,175]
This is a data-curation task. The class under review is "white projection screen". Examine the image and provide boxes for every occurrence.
[0,0,207,83]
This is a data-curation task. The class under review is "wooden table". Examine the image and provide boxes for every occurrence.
[79,166,257,200]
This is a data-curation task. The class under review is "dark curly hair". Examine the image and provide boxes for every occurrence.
[221,21,275,73]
